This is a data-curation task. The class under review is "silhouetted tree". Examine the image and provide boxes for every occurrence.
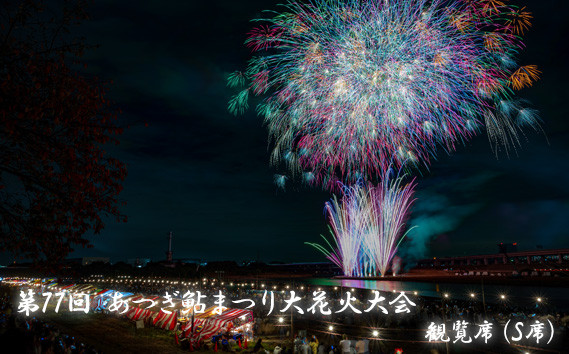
[0,0,127,264]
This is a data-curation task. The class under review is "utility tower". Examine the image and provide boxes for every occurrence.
[166,231,173,263]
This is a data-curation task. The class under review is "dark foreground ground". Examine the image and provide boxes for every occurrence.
[5,308,563,354]
[1,285,565,354]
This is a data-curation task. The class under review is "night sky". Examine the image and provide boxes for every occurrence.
[5,0,568,265]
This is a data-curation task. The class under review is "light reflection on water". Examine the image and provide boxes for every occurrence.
[306,278,569,309]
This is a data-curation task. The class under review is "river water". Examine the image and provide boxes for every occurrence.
[306,277,569,310]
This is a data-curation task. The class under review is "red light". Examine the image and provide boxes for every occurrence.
[395,349,403,354]
[513,243,517,246]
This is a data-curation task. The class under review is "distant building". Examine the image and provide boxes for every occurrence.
[414,248,569,276]
[81,257,110,266]
[64,257,110,266]
[127,258,151,268]
[497,242,518,253]
[175,258,203,265]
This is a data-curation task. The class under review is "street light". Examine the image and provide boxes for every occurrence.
[372,330,379,337]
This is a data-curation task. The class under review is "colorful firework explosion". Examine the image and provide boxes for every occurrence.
[306,172,416,277]
[229,0,539,189]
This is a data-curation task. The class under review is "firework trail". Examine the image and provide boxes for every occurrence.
[306,172,416,277]
[273,174,288,190]
[229,0,539,189]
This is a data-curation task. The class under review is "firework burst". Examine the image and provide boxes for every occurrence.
[306,172,416,277]
[229,0,539,189]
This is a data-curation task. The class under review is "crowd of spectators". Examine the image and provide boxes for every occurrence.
[0,290,101,354]
[14,276,569,352]
[246,334,368,354]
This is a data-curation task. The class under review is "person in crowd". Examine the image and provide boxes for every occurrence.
[251,337,264,353]
[309,335,319,354]
[300,337,311,354]
[294,334,303,353]
[355,338,369,354]
[339,334,351,354]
